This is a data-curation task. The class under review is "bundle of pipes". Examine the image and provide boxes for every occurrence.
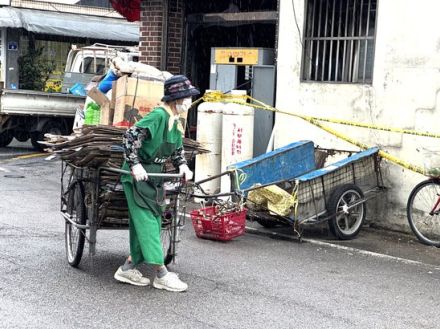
[41,125,210,170]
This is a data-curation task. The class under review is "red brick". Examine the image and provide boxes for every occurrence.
[139,0,183,71]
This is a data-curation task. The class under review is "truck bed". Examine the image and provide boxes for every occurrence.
[0,89,85,117]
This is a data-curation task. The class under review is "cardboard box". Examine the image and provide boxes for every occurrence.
[86,87,114,125]
[99,102,114,126]
[87,87,109,106]
[113,76,164,127]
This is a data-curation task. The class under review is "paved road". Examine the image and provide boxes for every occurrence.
[0,139,35,160]
[0,148,439,329]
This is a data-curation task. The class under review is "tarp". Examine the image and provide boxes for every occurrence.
[110,0,141,22]
[0,7,139,42]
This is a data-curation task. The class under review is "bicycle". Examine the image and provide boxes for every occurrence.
[406,178,440,247]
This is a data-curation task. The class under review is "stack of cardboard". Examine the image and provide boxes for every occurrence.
[43,126,209,170]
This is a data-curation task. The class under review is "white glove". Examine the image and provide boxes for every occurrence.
[179,164,193,181]
[131,164,148,182]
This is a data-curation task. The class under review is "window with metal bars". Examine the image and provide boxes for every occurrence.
[302,0,377,83]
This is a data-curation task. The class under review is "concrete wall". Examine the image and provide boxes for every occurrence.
[275,0,440,231]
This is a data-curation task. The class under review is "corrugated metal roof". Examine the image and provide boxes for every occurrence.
[0,7,139,42]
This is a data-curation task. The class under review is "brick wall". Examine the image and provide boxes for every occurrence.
[166,0,184,74]
[139,0,184,74]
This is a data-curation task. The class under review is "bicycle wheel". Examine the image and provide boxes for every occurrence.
[65,181,87,267]
[407,179,440,247]
[161,213,174,266]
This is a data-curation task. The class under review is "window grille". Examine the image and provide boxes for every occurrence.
[302,0,377,83]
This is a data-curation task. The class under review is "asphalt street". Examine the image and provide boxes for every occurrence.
[0,142,439,329]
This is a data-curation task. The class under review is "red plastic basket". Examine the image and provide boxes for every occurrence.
[190,206,247,241]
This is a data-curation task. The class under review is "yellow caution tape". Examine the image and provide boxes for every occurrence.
[198,91,429,176]
[307,118,427,176]
[202,91,440,139]
[309,117,440,139]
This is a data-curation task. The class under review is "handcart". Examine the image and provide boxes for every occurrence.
[60,161,185,267]
[193,140,384,240]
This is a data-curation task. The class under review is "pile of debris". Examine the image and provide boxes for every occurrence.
[42,125,209,171]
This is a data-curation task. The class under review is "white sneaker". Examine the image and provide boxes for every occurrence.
[114,266,150,286]
[153,272,188,292]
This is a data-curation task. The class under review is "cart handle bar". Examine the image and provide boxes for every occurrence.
[100,167,184,179]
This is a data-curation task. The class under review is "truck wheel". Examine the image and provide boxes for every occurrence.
[13,130,30,143]
[30,133,43,151]
[31,120,64,151]
[0,131,13,147]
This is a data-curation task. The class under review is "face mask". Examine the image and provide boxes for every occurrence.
[176,98,192,114]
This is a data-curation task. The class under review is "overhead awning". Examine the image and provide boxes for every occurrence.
[0,7,139,42]
[0,7,21,28]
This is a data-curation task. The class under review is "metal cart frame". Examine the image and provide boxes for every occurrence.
[193,140,385,240]
[60,161,185,267]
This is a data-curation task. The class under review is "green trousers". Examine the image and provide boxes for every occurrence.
[123,182,164,266]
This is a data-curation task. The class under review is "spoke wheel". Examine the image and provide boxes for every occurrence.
[327,184,366,240]
[407,179,440,247]
[65,181,87,267]
[161,214,174,266]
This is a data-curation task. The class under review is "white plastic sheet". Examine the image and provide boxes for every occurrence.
[0,7,139,42]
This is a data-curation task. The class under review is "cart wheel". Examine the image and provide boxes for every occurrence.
[161,214,174,266]
[65,181,87,267]
[327,184,366,240]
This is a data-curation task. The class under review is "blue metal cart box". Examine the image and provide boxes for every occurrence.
[227,140,315,191]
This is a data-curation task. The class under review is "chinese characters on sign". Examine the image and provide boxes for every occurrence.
[231,123,243,156]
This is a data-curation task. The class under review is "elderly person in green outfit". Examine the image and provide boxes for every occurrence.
[114,75,199,292]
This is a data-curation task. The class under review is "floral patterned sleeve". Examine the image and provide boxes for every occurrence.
[122,126,149,168]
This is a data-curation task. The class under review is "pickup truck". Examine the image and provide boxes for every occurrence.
[0,43,138,150]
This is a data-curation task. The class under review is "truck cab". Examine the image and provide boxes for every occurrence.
[62,43,139,93]
[0,43,139,150]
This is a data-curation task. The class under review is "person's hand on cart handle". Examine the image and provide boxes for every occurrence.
[131,164,149,181]
[179,164,193,182]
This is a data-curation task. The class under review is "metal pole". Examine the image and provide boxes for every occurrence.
[100,167,184,179]
[363,0,372,82]
[328,0,336,81]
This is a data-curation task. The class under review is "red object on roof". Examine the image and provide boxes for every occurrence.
[110,0,141,22]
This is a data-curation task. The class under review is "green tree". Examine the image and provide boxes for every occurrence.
[18,47,55,91]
